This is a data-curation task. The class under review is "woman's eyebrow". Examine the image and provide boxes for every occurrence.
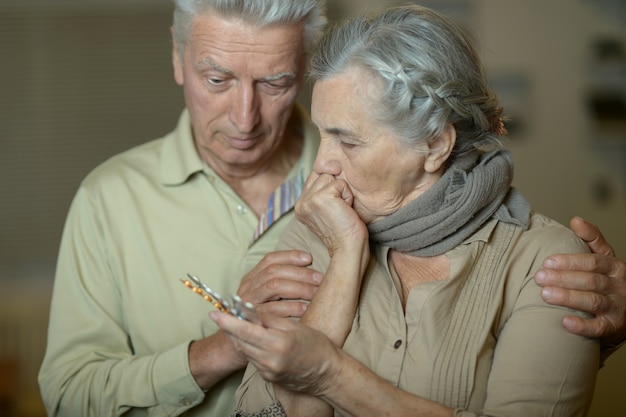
[323,127,362,141]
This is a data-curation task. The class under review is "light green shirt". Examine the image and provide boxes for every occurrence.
[38,107,319,416]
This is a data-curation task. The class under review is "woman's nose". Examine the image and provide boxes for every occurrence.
[313,140,341,176]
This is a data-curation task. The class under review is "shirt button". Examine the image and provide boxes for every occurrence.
[180,398,192,406]
[393,339,403,349]
[236,205,248,215]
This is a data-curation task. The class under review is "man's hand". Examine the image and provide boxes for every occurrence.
[237,250,323,318]
[535,217,626,346]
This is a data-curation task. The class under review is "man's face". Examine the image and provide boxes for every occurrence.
[173,14,306,178]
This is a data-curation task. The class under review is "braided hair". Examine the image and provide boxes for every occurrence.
[309,5,505,158]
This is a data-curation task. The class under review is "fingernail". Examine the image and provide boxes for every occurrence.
[313,272,323,284]
[542,287,554,301]
[544,258,558,268]
[562,317,576,331]
[209,311,218,321]
[535,270,547,285]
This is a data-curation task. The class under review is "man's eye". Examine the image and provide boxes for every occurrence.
[207,78,224,86]
[267,81,286,88]
[341,141,357,149]
[261,80,292,94]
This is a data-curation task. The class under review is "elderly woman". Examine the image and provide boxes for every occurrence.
[213,5,599,417]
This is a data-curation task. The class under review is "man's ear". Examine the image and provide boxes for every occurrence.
[171,27,184,86]
[424,124,456,173]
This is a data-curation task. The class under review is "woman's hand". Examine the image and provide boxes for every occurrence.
[295,172,367,256]
[211,310,341,396]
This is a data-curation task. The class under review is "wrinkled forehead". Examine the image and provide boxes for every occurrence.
[187,13,306,75]
[190,12,306,49]
[312,65,383,106]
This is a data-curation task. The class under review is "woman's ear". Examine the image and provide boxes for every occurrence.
[171,27,184,86]
[424,124,456,173]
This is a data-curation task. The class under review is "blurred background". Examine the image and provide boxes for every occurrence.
[0,0,624,416]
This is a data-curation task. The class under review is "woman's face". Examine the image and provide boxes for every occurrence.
[311,67,443,224]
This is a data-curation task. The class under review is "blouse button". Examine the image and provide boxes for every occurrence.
[393,339,403,349]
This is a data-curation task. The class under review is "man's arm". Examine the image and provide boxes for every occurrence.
[39,187,322,416]
[535,216,626,346]
[38,188,206,417]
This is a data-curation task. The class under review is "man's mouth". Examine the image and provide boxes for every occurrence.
[224,134,262,150]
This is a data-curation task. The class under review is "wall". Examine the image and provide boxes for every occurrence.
[0,0,624,416]
[474,1,625,416]
[0,2,181,415]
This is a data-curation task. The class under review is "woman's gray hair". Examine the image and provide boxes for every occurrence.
[172,0,327,59]
[309,5,504,156]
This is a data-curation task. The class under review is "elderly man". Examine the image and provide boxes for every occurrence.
[39,1,326,416]
[38,0,626,416]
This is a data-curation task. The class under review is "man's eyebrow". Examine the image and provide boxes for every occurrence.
[197,58,296,82]
[197,58,233,75]
[259,71,297,82]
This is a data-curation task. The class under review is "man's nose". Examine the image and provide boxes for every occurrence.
[229,84,260,133]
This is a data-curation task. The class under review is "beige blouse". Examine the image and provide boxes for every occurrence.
[235,214,600,417]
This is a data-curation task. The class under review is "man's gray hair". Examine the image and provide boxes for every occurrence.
[309,5,504,156]
[172,0,327,59]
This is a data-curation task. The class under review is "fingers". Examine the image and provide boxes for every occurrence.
[245,265,320,299]
[211,311,268,357]
[212,311,337,392]
[560,314,619,340]
[238,250,322,318]
[254,250,316,270]
[540,252,618,276]
[539,286,608,314]
[303,171,332,193]
[297,174,364,254]
[535,268,611,293]
[239,250,321,290]
[255,299,309,318]
[536,273,626,344]
[299,173,352,209]
[211,311,297,360]
[569,216,615,257]
[540,286,624,342]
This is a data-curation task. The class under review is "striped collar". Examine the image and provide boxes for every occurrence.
[250,167,305,245]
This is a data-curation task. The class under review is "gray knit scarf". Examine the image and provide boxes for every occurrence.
[367,149,530,257]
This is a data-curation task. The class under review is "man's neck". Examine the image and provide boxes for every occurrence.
[218,118,304,217]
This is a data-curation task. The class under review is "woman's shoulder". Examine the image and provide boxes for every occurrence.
[276,218,332,271]
[488,212,590,291]
[277,218,323,250]
[516,212,590,256]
